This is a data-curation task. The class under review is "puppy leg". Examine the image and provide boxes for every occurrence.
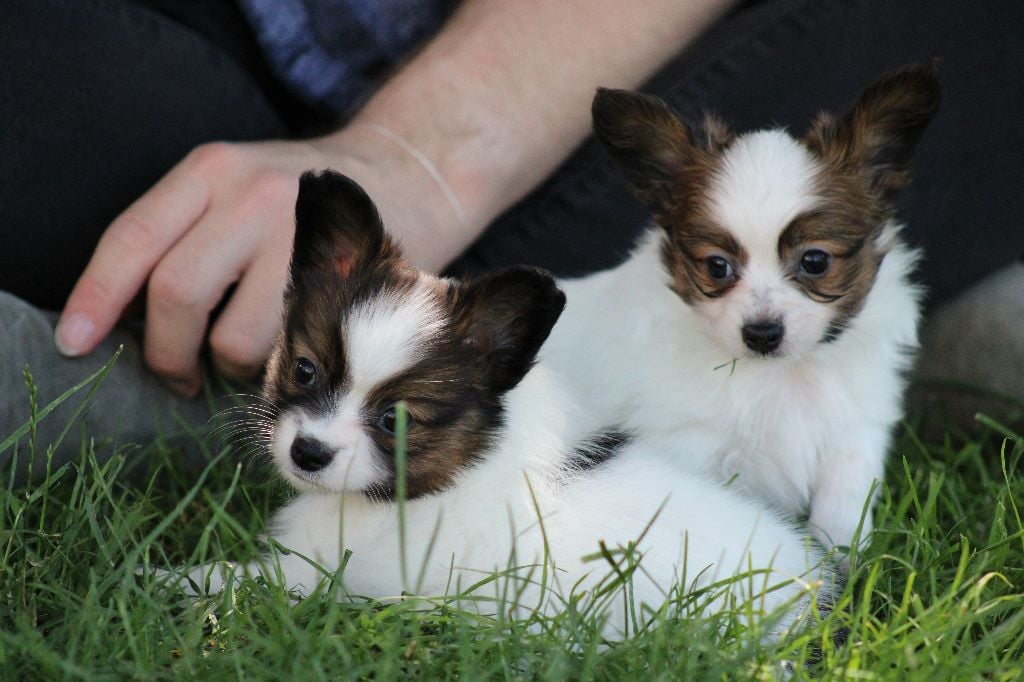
[809,432,888,555]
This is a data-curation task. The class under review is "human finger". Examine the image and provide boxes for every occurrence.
[208,246,291,382]
[142,205,261,395]
[54,145,229,355]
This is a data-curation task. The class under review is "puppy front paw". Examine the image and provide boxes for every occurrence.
[808,502,873,571]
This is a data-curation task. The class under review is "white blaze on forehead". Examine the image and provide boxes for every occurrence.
[345,282,447,390]
[708,130,823,260]
[271,281,448,494]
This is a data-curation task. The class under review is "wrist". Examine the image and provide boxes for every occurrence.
[315,124,471,272]
[352,122,467,228]
[339,42,521,239]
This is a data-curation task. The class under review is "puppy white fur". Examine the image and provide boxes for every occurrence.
[544,64,940,552]
[257,368,827,637]
[179,170,833,639]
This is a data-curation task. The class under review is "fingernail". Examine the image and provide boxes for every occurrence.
[55,313,94,356]
[166,378,200,398]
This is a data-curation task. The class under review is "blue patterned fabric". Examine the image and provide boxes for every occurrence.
[237,0,457,114]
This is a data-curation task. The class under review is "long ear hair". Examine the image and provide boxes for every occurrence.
[592,88,731,227]
[452,267,566,394]
[806,62,942,200]
[591,88,697,212]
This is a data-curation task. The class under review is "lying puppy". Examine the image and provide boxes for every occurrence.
[544,64,940,553]
[171,170,832,638]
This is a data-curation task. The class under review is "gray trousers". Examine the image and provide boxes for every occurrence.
[0,291,219,483]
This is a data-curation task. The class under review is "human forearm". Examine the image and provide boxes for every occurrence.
[326,0,736,270]
[56,0,735,391]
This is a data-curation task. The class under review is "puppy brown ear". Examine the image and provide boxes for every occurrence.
[291,169,396,280]
[453,267,566,394]
[807,62,941,199]
[592,88,697,212]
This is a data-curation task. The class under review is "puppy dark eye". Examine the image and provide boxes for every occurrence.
[377,406,413,436]
[293,357,317,387]
[800,250,831,276]
[706,255,734,281]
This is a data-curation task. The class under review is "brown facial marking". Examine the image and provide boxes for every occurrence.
[778,206,886,337]
[590,89,745,307]
[794,63,940,340]
[267,254,420,418]
[355,268,563,500]
[653,117,746,306]
[366,267,563,499]
[662,218,749,304]
[362,343,499,500]
[273,170,565,501]
[274,264,504,501]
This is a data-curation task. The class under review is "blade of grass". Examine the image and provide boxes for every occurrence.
[0,347,124,457]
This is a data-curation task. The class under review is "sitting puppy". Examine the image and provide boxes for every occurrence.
[176,170,832,638]
[543,64,940,552]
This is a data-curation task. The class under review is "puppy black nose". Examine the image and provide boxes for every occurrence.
[742,321,784,355]
[290,436,334,472]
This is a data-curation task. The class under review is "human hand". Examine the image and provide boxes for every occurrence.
[55,133,465,396]
[54,0,727,398]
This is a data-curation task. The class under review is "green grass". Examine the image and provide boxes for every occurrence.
[1,362,1023,680]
